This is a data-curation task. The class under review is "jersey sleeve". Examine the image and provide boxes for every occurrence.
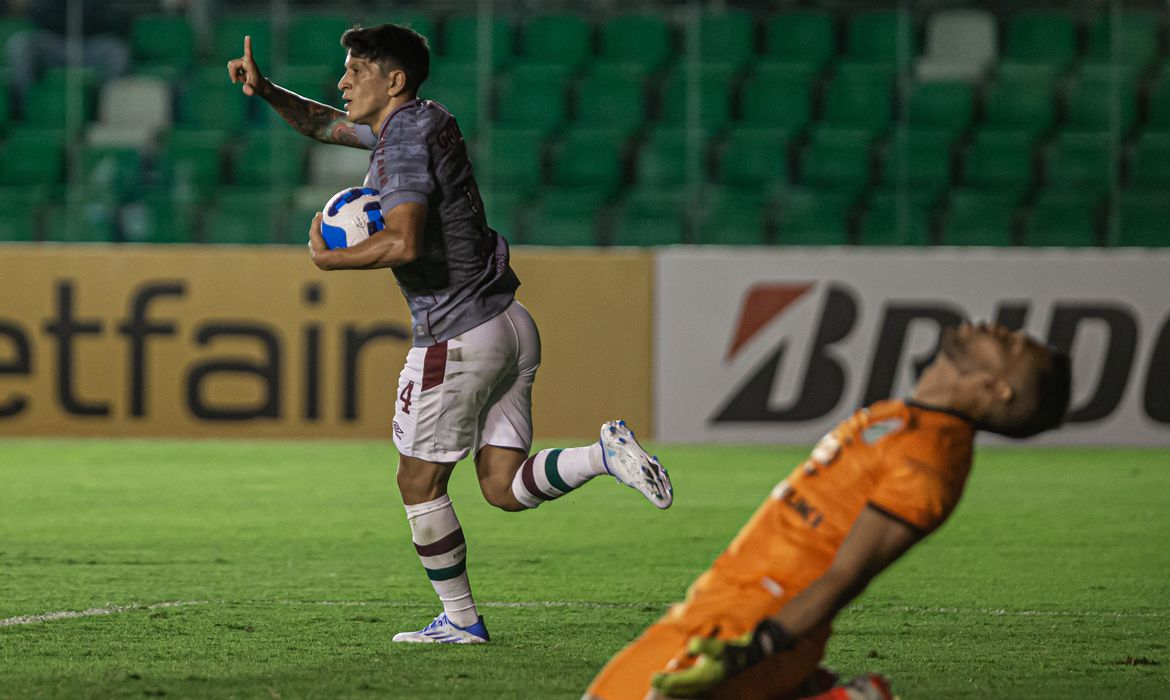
[372,114,435,211]
[867,456,959,535]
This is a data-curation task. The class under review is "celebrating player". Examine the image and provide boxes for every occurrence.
[585,322,1071,699]
[227,25,672,644]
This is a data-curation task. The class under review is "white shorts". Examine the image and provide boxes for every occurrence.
[392,301,541,463]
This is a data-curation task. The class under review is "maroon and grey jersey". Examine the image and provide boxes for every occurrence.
[357,99,519,347]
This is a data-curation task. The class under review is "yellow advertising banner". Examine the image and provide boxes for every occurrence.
[0,245,652,440]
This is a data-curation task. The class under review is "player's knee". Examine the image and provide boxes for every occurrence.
[395,459,451,502]
[480,478,525,511]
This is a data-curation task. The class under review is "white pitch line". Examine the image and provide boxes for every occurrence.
[0,601,207,628]
[845,604,1164,619]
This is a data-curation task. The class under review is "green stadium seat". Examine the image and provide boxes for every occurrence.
[1021,192,1100,247]
[233,130,309,188]
[60,187,118,243]
[611,188,688,246]
[961,129,1036,191]
[0,17,34,68]
[0,186,48,242]
[764,12,835,69]
[79,145,142,201]
[479,186,526,236]
[206,188,290,244]
[520,14,591,69]
[121,192,201,244]
[475,127,545,191]
[982,72,1056,136]
[0,87,10,134]
[694,190,770,245]
[212,16,272,67]
[522,188,605,246]
[271,64,336,106]
[1148,76,1170,130]
[157,128,227,194]
[431,89,481,138]
[179,78,248,131]
[739,65,813,131]
[573,70,647,134]
[940,189,1018,246]
[715,127,788,193]
[821,64,893,131]
[1064,62,1139,134]
[776,188,854,245]
[1044,131,1117,192]
[131,16,195,73]
[906,81,973,136]
[288,14,355,66]
[0,129,65,186]
[442,14,513,68]
[599,14,672,71]
[695,10,754,68]
[658,64,735,134]
[845,11,913,65]
[635,127,706,189]
[858,190,935,246]
[800,128,873,192]
[1127,131,1170,187]
[1110,190,1170,246]
[1087,11,1161,71]
[21,68,97,131]
[383,10,437,45]
[551,128,627,195]
[1004,11,1077,67]
[425,59,485,135]
[878,127,954,193]
[495,64,569,132]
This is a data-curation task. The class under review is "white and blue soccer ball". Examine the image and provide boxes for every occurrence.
[321,187,385,249]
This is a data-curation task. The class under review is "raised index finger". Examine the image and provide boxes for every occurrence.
[244,35,253,60]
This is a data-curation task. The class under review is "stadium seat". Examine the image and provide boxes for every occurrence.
[658,64,735,134]
[763,12,835,70]
[1110,190,1170,246]
[234,130,309,188]
[206,188,290,244]
[1063,62,1140,134]
[915,9,997,82]
[573,70,647,134]
[522,188,606,246]
[479,186,526,236]
[131,16,195,74]
[0,17,34,67]
[961,129,1036,191]
[858,190,935,246]
[598,14,672,71]
[550,128,627,195]
[87,77,172,148]
[1004,11,1077,67]
[1127,131,1170,187]
[520,14,591,69]
[272,64,336,106]
[1021,191,1100,247]
[1148,76,1170,130]
[939,189,1017,246]
[179,78,248,131]
[157,128,227,195]
[635,127,706,189]
[982,70,1056,136]
[611,188,688,246]
[740,63,814,131]
[288,14,355,66]
[1044,131,1117,192]
[694,10,755,68]
[212,16,272,68]
[800,128,874,193]
[775,189,853,245]
[845,11,913,65]
[383,10,437,45]
[715,127,788,194]
[442,14,513,68]
[821,64,894,131]
[495,64,569,133]
[307,143,378,191]
[79,145,142,201]
[878,127,954,194]
[1087,11,1162,71]
[694,189,770,245]
[475,127,546,192]
[0,129,65,186]
[58,188,118,243]
[905,81,974,136]
[0,186,48,242]
[21,68,97,131]
[120,192,200,244]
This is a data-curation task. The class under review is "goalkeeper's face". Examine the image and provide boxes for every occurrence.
[338,52,398,126]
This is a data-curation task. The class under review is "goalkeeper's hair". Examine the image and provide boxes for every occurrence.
[979,346,1072,439]
[341,24,430,91]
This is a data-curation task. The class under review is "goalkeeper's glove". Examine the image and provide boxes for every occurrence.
[651,619,794,698]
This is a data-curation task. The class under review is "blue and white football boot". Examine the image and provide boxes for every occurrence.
[391,612,491,644]
[600,420,673,509]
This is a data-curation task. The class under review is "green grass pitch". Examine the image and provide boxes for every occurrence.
[1,439,1167,699]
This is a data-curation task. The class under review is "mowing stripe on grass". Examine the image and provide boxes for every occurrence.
[0,601,207,628]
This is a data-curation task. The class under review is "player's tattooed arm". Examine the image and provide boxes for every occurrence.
[258,81,371,149]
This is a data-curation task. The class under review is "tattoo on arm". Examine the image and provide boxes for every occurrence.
[259,80,371,150]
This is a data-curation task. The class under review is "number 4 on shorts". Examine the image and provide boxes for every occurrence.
[399,380,415,414]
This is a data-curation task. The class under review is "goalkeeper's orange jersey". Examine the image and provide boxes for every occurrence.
[708,399,975,601]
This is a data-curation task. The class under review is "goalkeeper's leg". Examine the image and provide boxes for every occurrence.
[710,624,832,700]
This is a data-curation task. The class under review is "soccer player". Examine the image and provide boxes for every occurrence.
[227,25,672,644]
[585,322,1071,699]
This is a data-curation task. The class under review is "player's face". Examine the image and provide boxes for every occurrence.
[338,53,393,126]
[940,322,1045,389]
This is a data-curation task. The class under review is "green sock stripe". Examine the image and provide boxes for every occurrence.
[544,449,574,494]
[425,560,467,581]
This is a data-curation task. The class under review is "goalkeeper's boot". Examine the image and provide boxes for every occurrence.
[806,673,896,700]
[600,419,673,509]
[391,612,490,644]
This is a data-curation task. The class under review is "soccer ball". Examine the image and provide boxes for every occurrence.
[321,187,385,249]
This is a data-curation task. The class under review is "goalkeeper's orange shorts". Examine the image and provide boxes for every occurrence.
[586,570,830,700]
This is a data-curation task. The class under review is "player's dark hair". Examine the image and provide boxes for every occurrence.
[341,23,430,91]
[984,346,1072,439]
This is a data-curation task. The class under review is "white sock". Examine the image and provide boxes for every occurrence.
[403,494,479,628]
[510,443,607,509]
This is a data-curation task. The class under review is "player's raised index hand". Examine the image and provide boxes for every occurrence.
[226,34,265,96]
